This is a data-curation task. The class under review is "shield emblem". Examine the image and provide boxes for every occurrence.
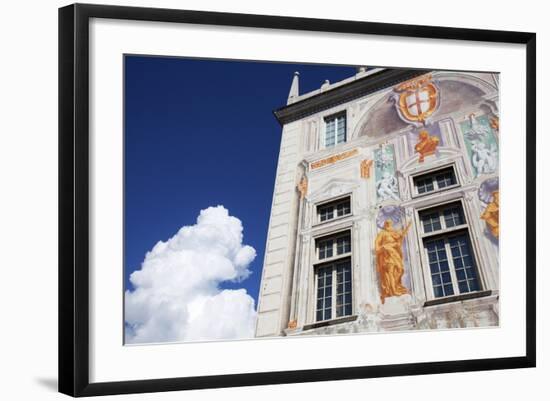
[395,75,439,124]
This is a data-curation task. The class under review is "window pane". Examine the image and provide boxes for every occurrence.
[436,170,456,188]
[416,177,434,194]
[336,200,351,217]
[325,119,336,147]
[318,239,333,259]
[336,235,351,255]
[444,284,454,295]
[316,267,333,321]
[425,239,454,298]
[421,211,442,233]
[451,245,461,258]
[414,167,456,195]
[336,116,346,144]
[319,205,334,222]
[469,279,480,292]
[345,304,352,316]
[316,310,323,321]
[443,205,465,228]
[335,261,352,317]
[448,234,480,294]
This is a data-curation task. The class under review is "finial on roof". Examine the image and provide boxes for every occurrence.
[287,71,300,105]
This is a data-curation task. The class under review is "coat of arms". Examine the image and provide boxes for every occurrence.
[393,74,439,126]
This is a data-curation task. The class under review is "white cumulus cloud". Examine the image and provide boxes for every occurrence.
[125,206,257,344]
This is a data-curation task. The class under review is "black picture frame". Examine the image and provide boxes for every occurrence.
[59,3,536,397]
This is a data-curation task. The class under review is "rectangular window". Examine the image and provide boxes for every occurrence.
[317,232,351,260]
[315,259,352,321]
[314,229,353,322]
[413,166,457,196]
[420,202,481,299]
[325,114,346,148]
[419,202,467,235]
[317,197,351,223]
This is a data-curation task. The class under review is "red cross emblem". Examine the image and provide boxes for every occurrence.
[395,75,439,124]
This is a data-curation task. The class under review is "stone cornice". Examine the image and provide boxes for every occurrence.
[273,68,430,126]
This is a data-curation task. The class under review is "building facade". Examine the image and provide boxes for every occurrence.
[255,68,500,338]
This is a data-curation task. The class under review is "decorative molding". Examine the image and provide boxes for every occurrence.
[310,148,359,170]
[297,176,308,199]
[302,315,358,330]
[423,290,494,307]
[307,178,357,203]
[360,159,373,178]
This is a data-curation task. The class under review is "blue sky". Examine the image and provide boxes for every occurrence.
[124,55,355,305]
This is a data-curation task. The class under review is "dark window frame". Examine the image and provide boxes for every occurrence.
[314,257,353,322]
[418,201,483,300]
[323,111,347,148]
[316,196,352,224]
[412,165,459,197]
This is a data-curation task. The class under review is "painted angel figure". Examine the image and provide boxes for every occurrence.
[465,113,491,141]
[376,172,400,201]
[375,147,394,171]
[471,140,498,176]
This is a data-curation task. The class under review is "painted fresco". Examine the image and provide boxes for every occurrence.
[374,144,399,202]
[460,114,499,177]
[479,177,500,244]
[376,206,412,295]
[406,124,443,159]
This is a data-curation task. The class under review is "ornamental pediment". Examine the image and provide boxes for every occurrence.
[307,178,358,203]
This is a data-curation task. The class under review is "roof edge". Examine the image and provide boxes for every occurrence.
[273,68,430,126]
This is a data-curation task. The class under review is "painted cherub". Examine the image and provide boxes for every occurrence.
[471,140,498,176]
[376,172,400,201]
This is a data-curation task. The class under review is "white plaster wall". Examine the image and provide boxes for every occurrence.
[255,119,304,336]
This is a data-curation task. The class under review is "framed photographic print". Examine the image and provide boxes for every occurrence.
[58,2,536,397]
